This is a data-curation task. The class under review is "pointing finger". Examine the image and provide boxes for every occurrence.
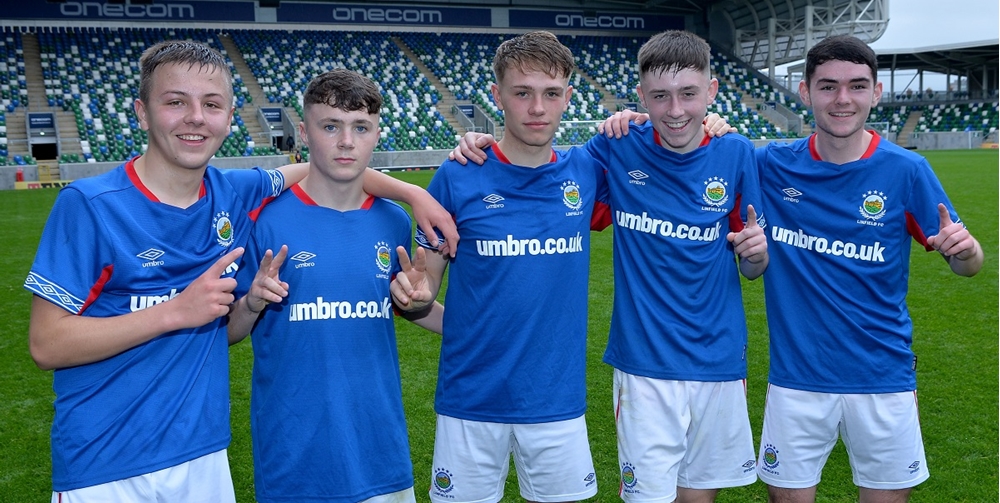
[746,205,758,228]
[937,203,953,230]
[211,247,244,277]
[271,245,289,271]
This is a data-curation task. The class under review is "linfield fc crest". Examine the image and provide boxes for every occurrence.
[375,241,392,275]
[433,468,454,493]
[762,443,780,469]
[621,462,638,489]
[859,190,888,221]
[702,177,729,207]
[213,211,234,247]
[562,180,583,211]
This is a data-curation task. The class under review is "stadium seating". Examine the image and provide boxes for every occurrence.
[916,102,999,134]
[38,26,258,162]
[867,105,912,133]
[232,29,459,151]
[0,110,7,165]
[399,32,608,145]
[0,27,28,112]
[560,35,643,102]
[24,26,998,162]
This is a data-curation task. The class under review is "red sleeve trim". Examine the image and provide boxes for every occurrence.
[80,264,114,314]
[728,193,745,231]
[591,201,612,231]
[906,211,935,251]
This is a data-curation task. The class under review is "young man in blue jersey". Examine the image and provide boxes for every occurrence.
[24,40,455,503]
[752,35,981,503]
[601,35,983,503]
[227,68,443,503]
[442,30,767,503]
[394,31,608,503]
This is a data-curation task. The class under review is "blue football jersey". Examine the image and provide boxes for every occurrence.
[758,133,960,393]
[236,185,414,502]
[422,146,606,423]
[24,158,283,491]
[586,124,763,381]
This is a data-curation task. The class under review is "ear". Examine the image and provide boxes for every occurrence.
[563,85,574,111]
[298,121,308,147]
[134,99,149,131]
[636,84,645,108]
[872,81,883,107]
[491,83,502,111]
[798,79,811,106]
[707,78,719,103]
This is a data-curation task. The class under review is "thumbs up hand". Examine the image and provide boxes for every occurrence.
[728,204,767,263]
[927,203,976,260]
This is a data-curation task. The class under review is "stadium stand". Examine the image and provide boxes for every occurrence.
[867,105,912,133]
[398,31,609,146]
[916,102,999,134]
[233,29,459,151]
[36,26,272,163]
[0,22,993,177]
[1,28,28,113]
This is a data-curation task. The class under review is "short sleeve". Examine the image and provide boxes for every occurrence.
[25,187,115,314]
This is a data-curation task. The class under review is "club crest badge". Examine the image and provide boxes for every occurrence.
[213,211,234,247]
[858,190,887,221]
[562,180,583,211]
[375,241,392,275]
[433,468,454,493]
[702,177,729,207]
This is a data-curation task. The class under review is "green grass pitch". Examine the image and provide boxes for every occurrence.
[0,149,995,502]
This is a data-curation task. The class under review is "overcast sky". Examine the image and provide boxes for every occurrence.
[870,0,999,49]
[775,0,998,90]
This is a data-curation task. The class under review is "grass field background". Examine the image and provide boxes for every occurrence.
[0,150,996,502]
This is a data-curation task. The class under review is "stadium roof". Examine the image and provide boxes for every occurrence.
[308,0,890,69]
[875,39,1000,76]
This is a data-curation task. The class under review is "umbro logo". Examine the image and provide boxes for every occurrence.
[291,251,316,268]
[137,248,165,267]
[782,187,802,203]
[628,170,648,186]
[483,193,505,209]
[137,248,164,261]
[291,251,316,262]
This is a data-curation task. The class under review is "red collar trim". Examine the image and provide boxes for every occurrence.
[292,183,375,210]
[125,156,206,202]
[808,131,881,161]
[492,145,557,165]
[291,183,318,206]
[653,129,711,149]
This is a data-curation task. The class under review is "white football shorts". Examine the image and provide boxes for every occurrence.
[614,369,758,502]
[429,414,598,503]
[757,384,929,490]
[51,449,234,503]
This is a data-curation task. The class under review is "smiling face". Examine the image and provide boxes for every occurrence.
[491,66,571,150]
[800,59,882,142]
[299,103,379,185]
[637,66,718,154]
[134,62,233,173]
